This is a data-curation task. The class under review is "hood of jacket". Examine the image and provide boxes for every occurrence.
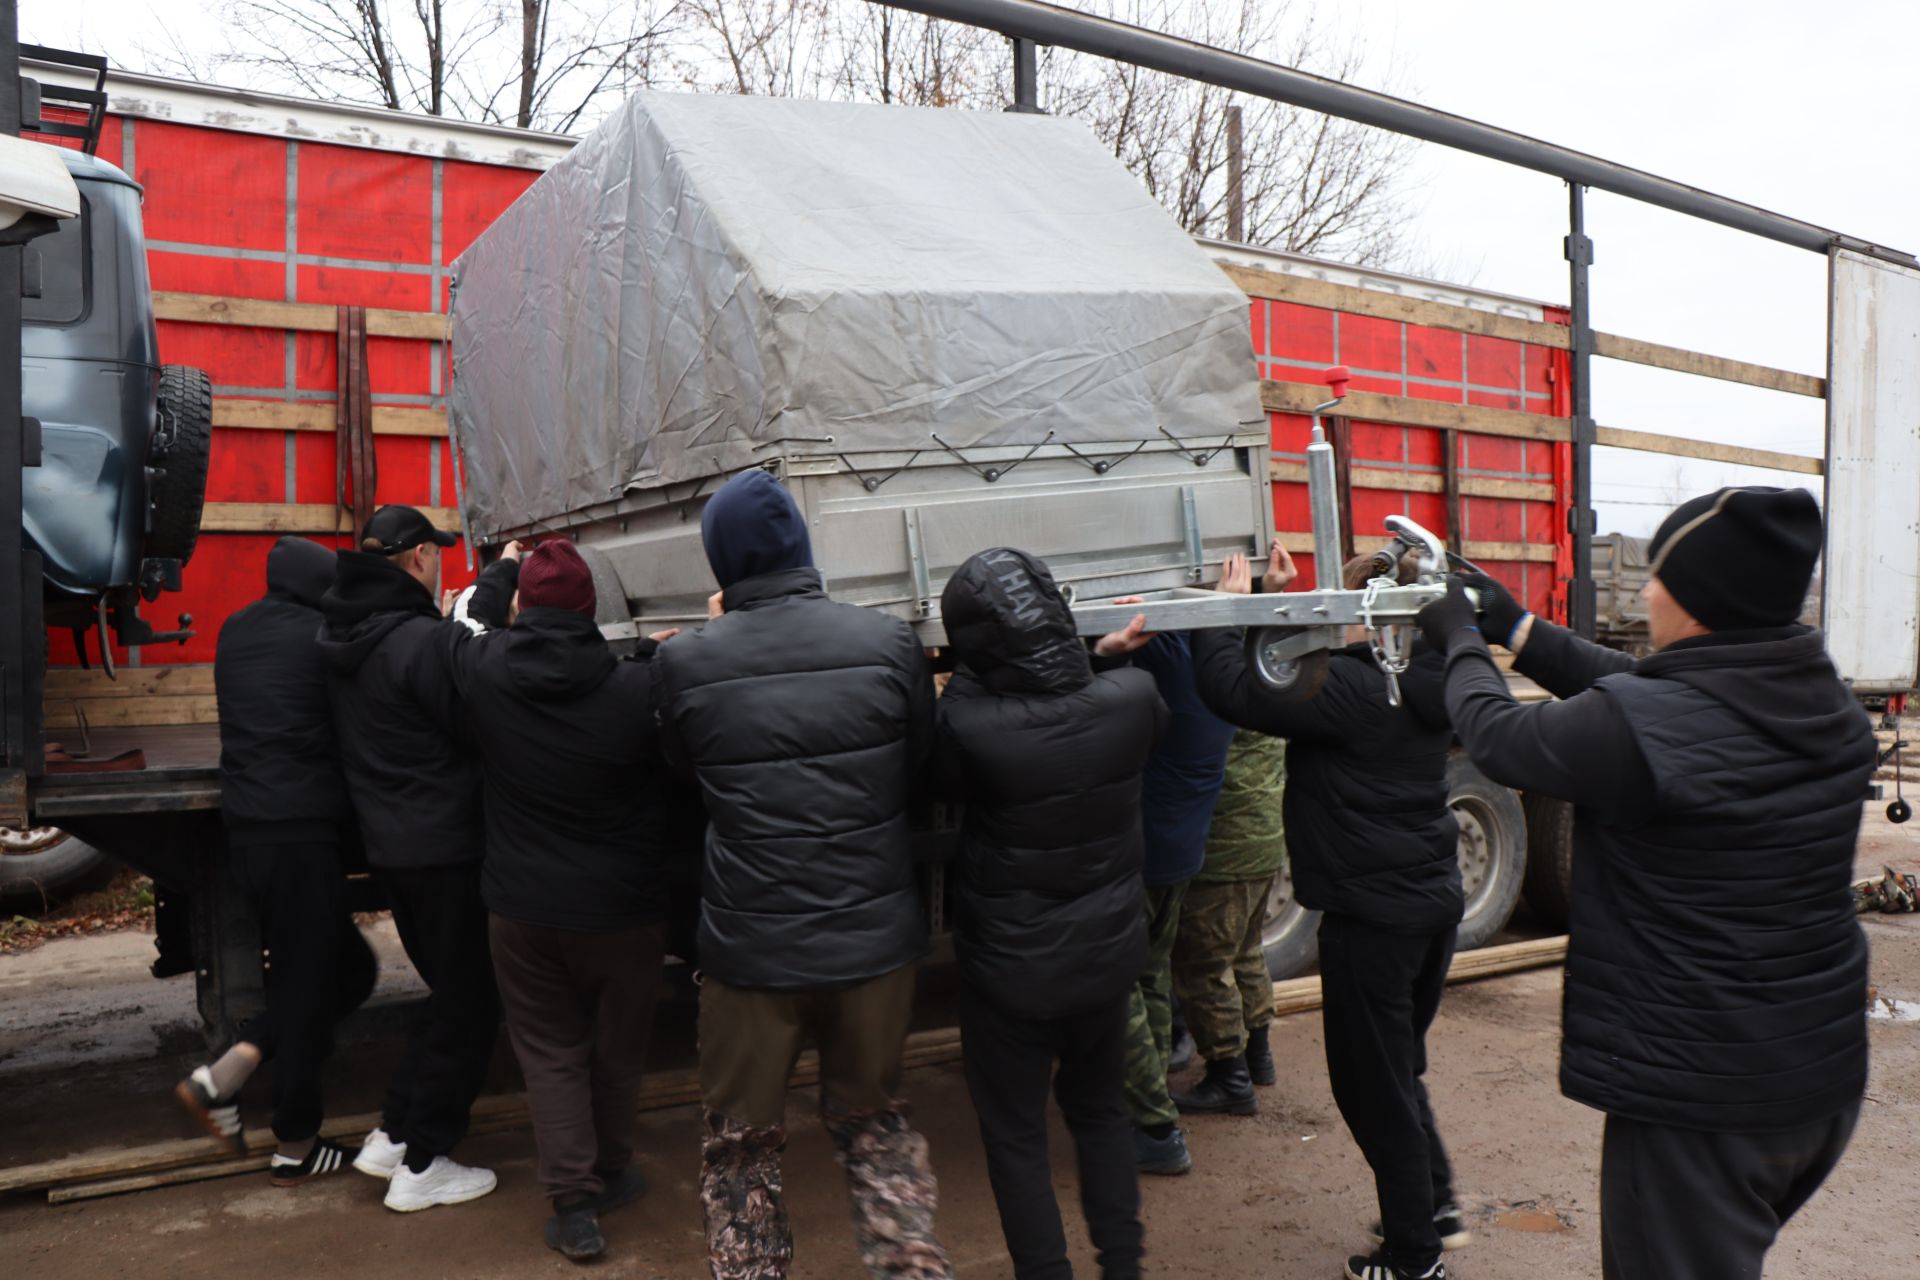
[316,550,439,674]
[701,469,814,590]
[503,606,618,700]
[265,536,337,607]
[1638,625,1869,764]
[941,548,1092,697]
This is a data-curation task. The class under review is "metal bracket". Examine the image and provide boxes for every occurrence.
[751,435,837,452]
[931,430,1053,483]
[903,507,934,617]
[1062,440,1147,476]
[1179,485,1205,582]
[1158,426,1232,467]
[840,451,921,493]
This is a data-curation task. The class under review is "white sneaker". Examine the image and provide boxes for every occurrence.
[352,1128,407,1180]
[383,1156,498,1212]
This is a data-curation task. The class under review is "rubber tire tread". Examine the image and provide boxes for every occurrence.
[1448,752,1528,952]
[149,365,214,565]
[1520,790,1576,931]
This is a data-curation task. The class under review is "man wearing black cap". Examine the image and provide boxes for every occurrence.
[318,504,522,1212]
[1417,486,1875,1280]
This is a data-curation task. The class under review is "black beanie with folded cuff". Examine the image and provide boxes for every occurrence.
[1646,486,1822,631]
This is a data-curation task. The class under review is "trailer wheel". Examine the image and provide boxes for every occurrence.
[1449,753,1527,951]
[1520,792,1576,931]
[1260,856,1321,981]
[148,365,214,565]
[1245,628,1329,703]
[0,827,118,911]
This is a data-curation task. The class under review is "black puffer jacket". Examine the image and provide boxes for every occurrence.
[654,566,934,991]
[1193,632,1463,933]
[448,608,705,932]
[934,549,1168,1020]
[216,537,351,843]
[316,552,516,870]
[1446,621,1874,1131]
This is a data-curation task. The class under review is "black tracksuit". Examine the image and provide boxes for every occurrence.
[1194,632,1463,1272]
[934,549,1168,1280]
[1444,620,1874,1280]
[446,607,705,1204]
[215,536,375,1143]
[317,550,517,1169]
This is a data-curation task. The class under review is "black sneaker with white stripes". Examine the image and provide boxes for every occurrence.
[1345,1252,1445,1280]
[1367,1206,1473,1252]
[173,1065,245,1156]
[269,1139,354,1187]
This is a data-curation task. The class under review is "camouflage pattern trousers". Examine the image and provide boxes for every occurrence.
[1120,882,1188,1131]
[1170,876,1275,1063]
[700,1104,954,1280]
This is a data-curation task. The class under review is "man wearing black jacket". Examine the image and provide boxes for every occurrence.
[174,537,376,1185]
[933,548,1168,1280]
[318,504,520,1212]
[1196,550,1467,1280]
[1418,486,1874,1280]
[444,539,703,1261]
[652,469,951,1280]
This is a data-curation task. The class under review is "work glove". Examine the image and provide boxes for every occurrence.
[1456,569,1527,647]
[1416,578,1480,654]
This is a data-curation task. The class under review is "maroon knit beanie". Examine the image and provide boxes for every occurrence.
[517,541,597,618]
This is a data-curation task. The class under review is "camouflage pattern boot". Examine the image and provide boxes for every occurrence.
[700,1109,792,1280]
[822,1102,954,1280]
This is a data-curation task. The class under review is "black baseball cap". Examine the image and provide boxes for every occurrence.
[362,504,460,555]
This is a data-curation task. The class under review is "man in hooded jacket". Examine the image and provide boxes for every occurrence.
[933,547,1168,1280]
[651,469,950,1280]
[1197,549,1467,1280]
[444,539,704,1262]
[1417,486,1874,1280]
[317,504,520,1212]
[174,537,377,1185]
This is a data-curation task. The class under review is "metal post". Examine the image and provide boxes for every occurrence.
[1,0,42,791]
[1566,184,1597,639]
[1010,36,1040,113]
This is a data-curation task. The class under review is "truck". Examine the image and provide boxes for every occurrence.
[6,9,1915,1042]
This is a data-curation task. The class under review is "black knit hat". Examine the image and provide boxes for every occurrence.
[1647,486,1822,631]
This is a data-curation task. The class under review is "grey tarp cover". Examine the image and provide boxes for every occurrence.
[449,90,1262,539]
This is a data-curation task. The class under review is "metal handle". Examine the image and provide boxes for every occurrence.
[1384,514,1447,580]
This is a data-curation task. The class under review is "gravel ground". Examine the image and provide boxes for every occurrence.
[1,807,1915,1279]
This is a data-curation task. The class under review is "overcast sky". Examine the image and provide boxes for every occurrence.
[21,0,1917,535]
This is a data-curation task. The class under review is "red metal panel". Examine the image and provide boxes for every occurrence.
[205,430,285,504]
[136,121,288,252]
[297,144,434,261]
[1338,313,1401,379]
[441,160,541,264]
[1407,325,1463,382]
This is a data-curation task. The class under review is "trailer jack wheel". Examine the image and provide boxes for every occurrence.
[1245,628,1329,703]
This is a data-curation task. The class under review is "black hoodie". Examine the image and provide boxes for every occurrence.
[446,607,705,931]
[315,550,516,870]
[933,549,1169,1020]
[216,537,351,842]
[1444,620,1874,1131]
[1193,630,1464,934]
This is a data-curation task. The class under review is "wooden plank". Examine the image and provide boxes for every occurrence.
[154,292,443,342]
[213,400,447,438]
[199,502,463,534]
[43,695,219,729]
[1593,425,1823,476]
[44,667,216,698]
[1593,331,1824,399]
[1269,935,1568,1019]
[1262,380,1573,445]
[1268,460,1556,503]
[1221,263,1573,349]
[1273,530,1553,563]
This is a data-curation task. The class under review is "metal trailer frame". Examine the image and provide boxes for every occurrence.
[879,0,1918,642]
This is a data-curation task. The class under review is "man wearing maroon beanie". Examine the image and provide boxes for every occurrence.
[1417,487,1873,1280]
[445,539,705,1263]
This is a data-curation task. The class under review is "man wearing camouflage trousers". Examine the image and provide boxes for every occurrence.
[1171,729,1286,1115]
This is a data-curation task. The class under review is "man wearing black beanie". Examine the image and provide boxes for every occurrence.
[1415,486,1875,1280]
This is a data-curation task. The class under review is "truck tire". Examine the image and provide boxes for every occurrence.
[1520,792,1575,931]
[1260,858,1322,981]
[1449,753,1528,951]
[0,826,118,910]
[148,364,214,565]
[1244,628,1329,703]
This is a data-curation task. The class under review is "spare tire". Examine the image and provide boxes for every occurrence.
[1449,752,1528,951]
[147,364,214,565]
[0,827,118,911]
[1521,792,1575,931]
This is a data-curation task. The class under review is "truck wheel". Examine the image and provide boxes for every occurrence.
[1260,858,1322,980]
[1449,753,1527,951]
[1244,628,1329,702]
[0,826,118,910]
[1521,792,1575,931]
[148,365,214,565]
